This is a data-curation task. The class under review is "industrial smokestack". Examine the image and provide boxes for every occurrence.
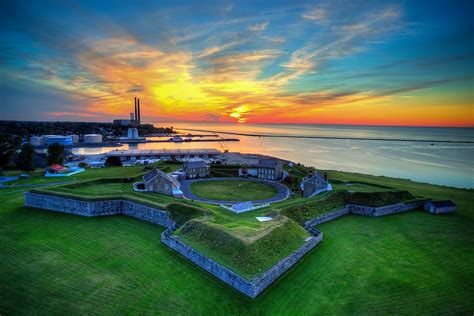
[134,97,137,126]
[137,98,141,125]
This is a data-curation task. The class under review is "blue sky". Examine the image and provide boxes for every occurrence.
[0,0,473,125]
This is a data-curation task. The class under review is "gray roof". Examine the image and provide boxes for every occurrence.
[302,172,326,184]
[256,159,279,168]
[143,169,159,183]
[184,161,208,169]
[143,168,180,187]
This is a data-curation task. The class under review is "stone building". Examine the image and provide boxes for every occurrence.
[183,161,210,179]
[424,200,456,214]
[301,172,328,198]
[239,159,283,181]
[143,168,182,197]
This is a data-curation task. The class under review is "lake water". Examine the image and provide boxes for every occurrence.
[72,123,474,189]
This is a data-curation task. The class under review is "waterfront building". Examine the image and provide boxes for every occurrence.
[105,148,220,164]
[239,159,283,181]
[183,161,210,179]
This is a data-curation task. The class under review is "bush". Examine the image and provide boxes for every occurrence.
[78,162,89,168]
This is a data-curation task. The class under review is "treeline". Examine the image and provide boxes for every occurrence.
[0,120,175,137]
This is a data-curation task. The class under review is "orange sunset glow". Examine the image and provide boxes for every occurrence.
[1,1,473,126]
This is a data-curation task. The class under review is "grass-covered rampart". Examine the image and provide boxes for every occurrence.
[176,218,310,279]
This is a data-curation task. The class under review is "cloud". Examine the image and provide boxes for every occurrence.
[302,8,326,22]
[249,22,268,31]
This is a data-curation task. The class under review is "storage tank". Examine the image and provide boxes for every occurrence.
[127,128,139,139]
[83,134,103,143]
[70,135,79,144]
[30,136,44,146]
[43,135,73,146]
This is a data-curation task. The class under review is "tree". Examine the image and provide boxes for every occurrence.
[0,133,19,174]
[17,143,35,172]
[47,143,65,165]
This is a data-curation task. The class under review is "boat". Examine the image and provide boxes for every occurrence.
[170,136,183,143]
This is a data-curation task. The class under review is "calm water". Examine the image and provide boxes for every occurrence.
[73,123,474,189]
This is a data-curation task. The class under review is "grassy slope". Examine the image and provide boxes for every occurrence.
[190,179,278,201]
[176,218,309,279]
[0,168,473,314]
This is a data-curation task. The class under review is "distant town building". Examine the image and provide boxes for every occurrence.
[113,119,133,126]
[143,168,183,197]
[83,134,102,144]
[424,200,456,214]
[301,172,329,198]
[70,135,79,144]
[43,135,73,146]
[183,161,210,179]
[239,159,283,181]
[105,148,220,164]
[30,136,44,146]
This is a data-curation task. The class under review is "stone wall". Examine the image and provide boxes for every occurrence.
[24,192,174,228]
[348,200,427,217]
[122,201,175,228]
[304,206,350,227]
[24,190,430,299]
[24,192,122,217]
[161,228,322,298]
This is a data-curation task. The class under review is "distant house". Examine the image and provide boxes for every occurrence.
[143,168,183,197]
[301,172,329,198]
[424,200,456,214]
[46,164,67,174]
[183,161,210,179]
[239,159,283,181]
[44,164,85,177]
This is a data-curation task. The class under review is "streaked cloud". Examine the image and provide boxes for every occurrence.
[302,8,327,22]
[249,22,268,31]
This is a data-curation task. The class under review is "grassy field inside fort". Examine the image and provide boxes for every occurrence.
[190,179,279,201]
[0,166,473,314]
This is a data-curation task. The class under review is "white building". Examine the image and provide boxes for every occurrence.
[84,134,103,143]
[105,148,220,163]
[43,135,73,146]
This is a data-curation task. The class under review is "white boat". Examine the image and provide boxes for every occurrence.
[170,136,183,143]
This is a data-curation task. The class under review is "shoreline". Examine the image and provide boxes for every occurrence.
[176,128,474,144]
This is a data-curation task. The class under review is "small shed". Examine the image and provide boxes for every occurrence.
[424,200,456,214]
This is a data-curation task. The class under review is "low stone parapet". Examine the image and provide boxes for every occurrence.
[304,206,350,227]
[122,200,175,228]
[24,192,122,217]
[24,192,174,228]
[161,227,322,298]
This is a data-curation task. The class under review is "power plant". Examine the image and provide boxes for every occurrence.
[113,97,142,126]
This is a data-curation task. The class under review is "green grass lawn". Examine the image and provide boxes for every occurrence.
[1,167,473,314]
[190,179,279,201]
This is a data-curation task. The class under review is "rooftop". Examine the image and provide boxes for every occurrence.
[106,148,221,156]
[184,161,209,169]
[143,168,180,187]
[256,159,279,168]
[302,172,326,184]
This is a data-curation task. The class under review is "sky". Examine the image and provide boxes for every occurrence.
[0,0,473,126]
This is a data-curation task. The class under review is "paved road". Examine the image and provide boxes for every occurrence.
[179,177,289,205]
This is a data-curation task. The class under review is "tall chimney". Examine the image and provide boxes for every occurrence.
[134,97,137,126]
[137,98,141,125]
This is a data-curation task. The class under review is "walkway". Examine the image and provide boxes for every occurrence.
[179,177,289,205]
